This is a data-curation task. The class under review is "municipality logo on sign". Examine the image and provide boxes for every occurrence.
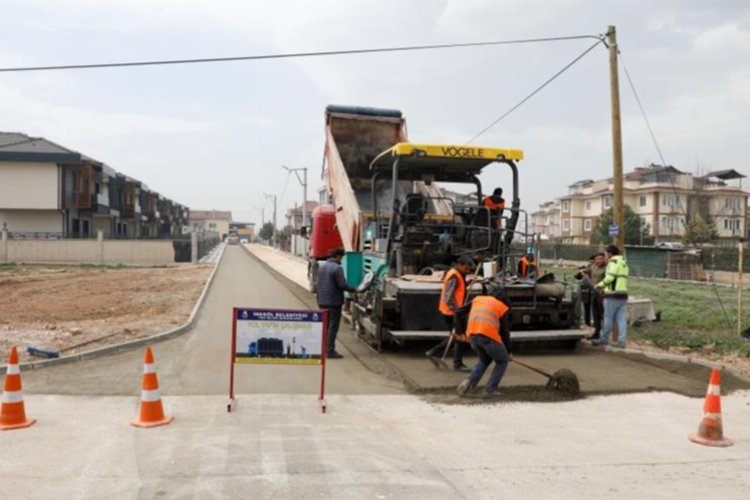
[312,313,319,321]
[241,310,248,319]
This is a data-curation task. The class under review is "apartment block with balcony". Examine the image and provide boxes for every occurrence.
[0,132,189,239]
[532,164,748,245]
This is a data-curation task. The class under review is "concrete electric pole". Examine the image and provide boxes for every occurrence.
[282,165,309,257]
[263,193,277,246]
[607,25,625,250]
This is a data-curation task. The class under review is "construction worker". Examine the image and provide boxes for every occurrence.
[517,252,540,279]
[426,255,474,372]
[482,187,505,228]
[593,245,630,348]
[457,287,512,398]
[316,247,359,359]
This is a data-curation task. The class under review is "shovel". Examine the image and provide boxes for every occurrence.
[511,358,580,395]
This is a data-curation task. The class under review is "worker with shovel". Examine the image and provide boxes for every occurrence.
[457,287,512,398]
[426,255,474,372]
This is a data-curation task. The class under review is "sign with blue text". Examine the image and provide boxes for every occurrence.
[608,224,619,237]
[234,308,325,365]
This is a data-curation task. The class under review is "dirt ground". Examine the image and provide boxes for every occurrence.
[0,264,213,363]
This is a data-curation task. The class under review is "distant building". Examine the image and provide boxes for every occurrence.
[532,164,748,245]
[189,210,232,239]
[285,201,318,256]
[0,132,188,238]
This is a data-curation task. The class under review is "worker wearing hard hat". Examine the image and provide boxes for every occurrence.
[457,287,512,398]
[426,255,474,372]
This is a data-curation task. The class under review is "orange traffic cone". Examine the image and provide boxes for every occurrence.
[1,347,36,430]
[689,368,732,447]
[131,347,173,428]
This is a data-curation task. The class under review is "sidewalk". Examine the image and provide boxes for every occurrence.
[1,392,749,499]
[245,244,308,290]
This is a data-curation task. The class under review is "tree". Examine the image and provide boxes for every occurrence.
[591,205,653,246]
[683,213,718,246]
[258,222,275,241]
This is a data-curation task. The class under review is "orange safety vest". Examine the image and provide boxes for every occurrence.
[483,196,505,211]
[439,268,466,316]
[466,295,510,344]
[518,257,540,278]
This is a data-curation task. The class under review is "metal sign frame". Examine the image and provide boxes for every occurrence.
[228,307,329,414]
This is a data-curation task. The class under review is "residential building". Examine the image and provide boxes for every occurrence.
[0,132,188,238]
[531,201,562,240]
[285,201,318,256]
[532,164,748,244]
[189,210,232,239]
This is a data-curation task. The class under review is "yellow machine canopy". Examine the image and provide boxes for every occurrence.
[370,143,523,183]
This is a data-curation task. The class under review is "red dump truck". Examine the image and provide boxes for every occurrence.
[307,204,343,292]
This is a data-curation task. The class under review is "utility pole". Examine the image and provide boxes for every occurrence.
[254,206,265,226]
[608,25,625,251]
[263,193,277,246]
[282,165,309,257]
[738,238,744,336]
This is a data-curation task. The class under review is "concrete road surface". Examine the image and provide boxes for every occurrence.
[20,245,402,396]
[2,392,749,499]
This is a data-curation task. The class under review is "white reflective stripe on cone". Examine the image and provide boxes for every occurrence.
[140,389,162,402]
[143,364,156,374]
[703,412,722,420]
[6,364,20,375]
[1,390,24,403]
[707,384,721,396]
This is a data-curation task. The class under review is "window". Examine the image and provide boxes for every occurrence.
[561,200,570,213]
[662,194,679,208]
[724,219,741,232]
[584,219,592,231]
[585,201,592,211]
[603,195,613,208]
[562,219,570,231]
[209,222,217,229]
[639,196,647,207]
[724,197,742,211]
[660,216,683,231]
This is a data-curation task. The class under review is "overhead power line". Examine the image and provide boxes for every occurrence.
[0,35,603,73]
[465,38,605,144]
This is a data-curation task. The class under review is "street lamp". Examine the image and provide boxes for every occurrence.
[282,165,309,257]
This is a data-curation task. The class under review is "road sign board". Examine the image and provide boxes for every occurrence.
[608,224,619,237]
[229,307,329,413]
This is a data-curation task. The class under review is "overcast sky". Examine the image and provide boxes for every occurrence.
[1,0,748,226]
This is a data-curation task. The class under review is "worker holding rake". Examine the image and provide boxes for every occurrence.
[426,255,474,372]
[457,287,512,398]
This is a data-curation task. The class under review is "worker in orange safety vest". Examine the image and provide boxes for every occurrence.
[482,187,505,229]
[457,287,512,398]
[517,253,541,280]
[426,255,474,372]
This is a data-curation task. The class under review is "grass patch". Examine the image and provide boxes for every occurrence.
[550,266,750,357]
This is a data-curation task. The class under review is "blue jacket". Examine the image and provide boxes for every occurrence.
[317,259,356,307]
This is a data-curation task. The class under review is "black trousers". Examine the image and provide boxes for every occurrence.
[426,314,466,367]
[320,305,342,355]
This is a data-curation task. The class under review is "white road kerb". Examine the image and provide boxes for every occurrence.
[0,243,226,374]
